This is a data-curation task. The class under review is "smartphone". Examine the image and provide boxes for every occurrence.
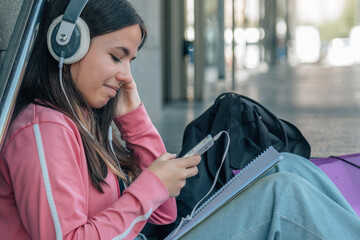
[181,134,214,158]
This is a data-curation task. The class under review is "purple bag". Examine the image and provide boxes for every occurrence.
[311,154,360,217]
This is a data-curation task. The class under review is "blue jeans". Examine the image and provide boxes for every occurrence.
[179,153,360,239]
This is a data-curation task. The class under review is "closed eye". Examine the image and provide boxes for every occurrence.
[110,54,122,63]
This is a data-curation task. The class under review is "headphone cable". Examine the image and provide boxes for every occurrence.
[58,53,94,139]
[170,131,230,238]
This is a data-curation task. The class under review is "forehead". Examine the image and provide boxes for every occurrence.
[92,24,142,52]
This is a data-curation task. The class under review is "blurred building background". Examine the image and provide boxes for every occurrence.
[1,0,360,157]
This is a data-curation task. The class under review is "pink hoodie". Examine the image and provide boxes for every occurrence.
[0,103,176,239]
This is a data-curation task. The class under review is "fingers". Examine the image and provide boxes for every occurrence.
[157,153,177,161]
[180,180,186,189]
[179,155,201,168]
[185,165,199,178]
[176,156,200,179]
[147,153,201,197]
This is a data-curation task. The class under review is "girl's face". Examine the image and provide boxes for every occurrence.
[70,24,142,108]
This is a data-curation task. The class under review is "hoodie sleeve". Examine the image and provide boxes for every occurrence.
[1,107,175,240]
[113,103,177,225]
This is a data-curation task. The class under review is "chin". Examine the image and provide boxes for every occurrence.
[91,99,110,109]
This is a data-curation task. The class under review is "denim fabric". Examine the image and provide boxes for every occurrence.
[180,153,360,240]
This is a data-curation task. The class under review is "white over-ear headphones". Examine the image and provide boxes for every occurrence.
[46,0,90,64]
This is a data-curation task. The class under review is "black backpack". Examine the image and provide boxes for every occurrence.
[142,92,311,239]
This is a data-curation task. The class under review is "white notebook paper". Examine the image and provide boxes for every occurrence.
[165,146,283,240]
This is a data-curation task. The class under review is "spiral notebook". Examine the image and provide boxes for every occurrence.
[165,146,283,240]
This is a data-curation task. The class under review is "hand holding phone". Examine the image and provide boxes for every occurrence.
[182,134,214,158]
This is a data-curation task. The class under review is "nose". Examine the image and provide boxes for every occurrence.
[114,62,132,84]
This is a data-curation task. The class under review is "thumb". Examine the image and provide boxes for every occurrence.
[157,153,177,161]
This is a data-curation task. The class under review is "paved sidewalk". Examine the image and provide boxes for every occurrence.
[153,64,360,158]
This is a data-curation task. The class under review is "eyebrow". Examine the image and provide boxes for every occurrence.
[116,46,137,61]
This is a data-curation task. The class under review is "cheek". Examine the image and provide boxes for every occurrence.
[83,55,114,80]
[70,63,79,82]
[70,64,93,99]
[70,64,91,98]
[71,51,116,93]
[72,60,100,87]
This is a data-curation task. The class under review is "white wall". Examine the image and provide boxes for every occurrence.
[129,0,163,121]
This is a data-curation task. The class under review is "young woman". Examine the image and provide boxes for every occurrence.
[0,0,200,239]
[1,0,360,240]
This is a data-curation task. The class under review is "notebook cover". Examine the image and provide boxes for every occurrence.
[165,147,282,240]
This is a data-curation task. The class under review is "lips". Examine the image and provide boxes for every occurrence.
[106,84,119,92]
[104,84,119,97]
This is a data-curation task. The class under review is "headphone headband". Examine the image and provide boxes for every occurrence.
[56,0,88,46]
[63,0,88,23]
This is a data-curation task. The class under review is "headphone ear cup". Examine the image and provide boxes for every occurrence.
[67,17,90,64]
[47,15,90,64]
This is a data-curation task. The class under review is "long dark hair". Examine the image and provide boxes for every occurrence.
[13,0,147,192]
